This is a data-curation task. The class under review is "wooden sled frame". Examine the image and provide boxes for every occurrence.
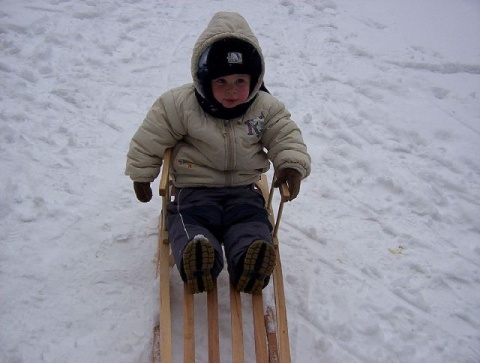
[152,148,292,363]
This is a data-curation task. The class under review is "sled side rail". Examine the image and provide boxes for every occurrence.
[269,176,292,363]
[258,175,292,363]
[153,148,173,363]
[159,148,171,198]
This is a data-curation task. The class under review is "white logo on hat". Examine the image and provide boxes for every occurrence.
[227,52,243,64]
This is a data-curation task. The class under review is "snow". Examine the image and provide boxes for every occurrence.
[1,0,479,362]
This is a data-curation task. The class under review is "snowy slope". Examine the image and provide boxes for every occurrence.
[1,0,479,362]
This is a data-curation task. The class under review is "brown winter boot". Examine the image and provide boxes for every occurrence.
[235,240,276,294]
[183,236,215,294]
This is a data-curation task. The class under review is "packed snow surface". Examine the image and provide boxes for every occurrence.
[1,0,479,362]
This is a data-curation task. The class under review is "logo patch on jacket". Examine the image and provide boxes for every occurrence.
[245,113,265,138]
[177,159,197,169]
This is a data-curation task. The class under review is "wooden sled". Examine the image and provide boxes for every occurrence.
[152,148,292,363]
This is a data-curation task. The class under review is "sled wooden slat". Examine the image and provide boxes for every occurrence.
[230,284,244,363]
[183,285,195,363]
[207,286,220,363]
[252,293,268,363]
[152,149,292,362]
[265,307,279,363]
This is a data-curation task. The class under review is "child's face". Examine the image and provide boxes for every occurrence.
[211,74,251,108]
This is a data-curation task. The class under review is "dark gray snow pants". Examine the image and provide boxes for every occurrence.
[166,184,273,281]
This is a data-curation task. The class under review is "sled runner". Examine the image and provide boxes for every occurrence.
[152,148,292,363]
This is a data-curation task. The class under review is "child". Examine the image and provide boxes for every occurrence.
[125,12,311,294]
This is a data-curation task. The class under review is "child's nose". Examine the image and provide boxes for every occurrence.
[226,84,237,94]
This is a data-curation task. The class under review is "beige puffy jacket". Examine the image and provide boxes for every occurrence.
[125,12,311,188]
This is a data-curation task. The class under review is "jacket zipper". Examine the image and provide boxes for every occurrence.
[224,120,235,186]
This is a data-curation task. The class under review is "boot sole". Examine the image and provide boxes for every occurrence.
[183,237,215,294]
[236,240,276,294]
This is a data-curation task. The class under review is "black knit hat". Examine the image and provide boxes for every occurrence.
[197,38,262,98]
